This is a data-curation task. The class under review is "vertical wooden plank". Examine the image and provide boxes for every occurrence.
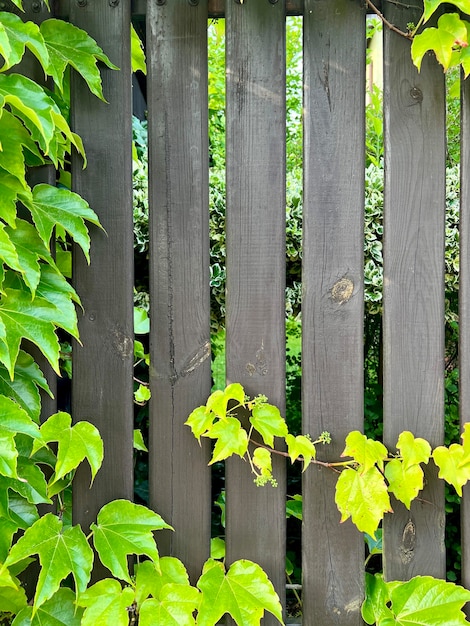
[70,0,134,541]
[301,1,365,624]
[382,3,446,580]
[460,75,470,597]
[225,0,287,619]
[147,0,212,582]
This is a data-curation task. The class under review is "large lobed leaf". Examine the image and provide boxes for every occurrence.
[91,500,172,583]
[363,573,470,625]
[0,12,49,73]
[433,422,470,495]
[40,19,118,100]
[3,513,93,612]
[13,587,83,626]
[196,559,283,626]
[77,579,135,626]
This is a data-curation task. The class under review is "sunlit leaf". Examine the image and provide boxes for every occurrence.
[250,403,288,448]
[335,466,392,538]
[384,459,424,509]
[77,579,134,626]
[91,500,172,583]
[285,434,316,470]
[204,417,248,464]
[341,431,388,473]
[13,587,83,626]
[3,513,93,612]
[196,559,283,626]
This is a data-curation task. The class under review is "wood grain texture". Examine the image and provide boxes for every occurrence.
[460,75,470,600]
[382,2,446,581]
[224,0,287,620]
[301,1,366,624]
[70,0,134,544]
[147,0,212,583]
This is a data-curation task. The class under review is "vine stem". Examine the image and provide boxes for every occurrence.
[365,0,413,40]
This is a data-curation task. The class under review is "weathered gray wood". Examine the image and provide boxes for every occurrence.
[224,0,287,621]
[301,1,366,624]
[147,0,212,583]
[460,75,470,600]
[70,0,134,547]
[382,3,446,580]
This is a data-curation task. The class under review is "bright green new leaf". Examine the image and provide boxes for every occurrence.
[204,416,249,464]
[424,0,470,22]
[35,412,103,485]
[384,459,424,509]
[250,403,288,448]
[206,383,246,419]
[22,184,101,262]
[34,264,81,337]
[211,537,226,560]
[0,13,49,73]
[140,585,200,626]
[253,447,272,477]
[185,405,216,441]
[0,286,63,377]
[133,428,148,452]
[13,587,83,626]
[196,558,284,626]
[335,466,392,538]
[395,431,431,470]
[433,443,470,496]
[135,557,192,609]
[134,306,149,334]
[285,434,316,470]
[77,579,135,626]
[386,575,470,625]
[0,74,57,152]
[0,457,50,506]
[134,383,151,404]
[411,13,464,73]
[40,19,118,99]
[0,223,22,279]
[91,499,172,583]
[131,23,146,75]
[362,573,394,625]
[3,513,93,612]
[341,430,388,473]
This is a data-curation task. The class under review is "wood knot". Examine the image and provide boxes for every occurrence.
[331,278,354,304]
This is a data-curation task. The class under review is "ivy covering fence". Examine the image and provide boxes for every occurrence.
[3,0,470,624]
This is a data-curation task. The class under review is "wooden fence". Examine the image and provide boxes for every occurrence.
[14,0,469,623]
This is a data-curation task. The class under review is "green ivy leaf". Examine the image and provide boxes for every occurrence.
[362,573,394,625]
[386,576,470,625]
[22,184,101,263]
[131,23,146,75]
[185,405,216,442]
[384,459,424,509]
[0,286,63,378]
[341,431,388,473]
[0,13,49,73]
[411,13,467,70]
[40,19,118,100]
[135,557,192,609]
[0,111,41,187]
[206,383,246,419]
[91,500,172,583]
[0,430,17,478]
[77,579,135,626]
[134,383,151,404]
[3,513,93,612]
[0,351,50,422]
[6,219,58,297]
[204,416,248,465]
[0,582,28,616]
[35,412,103,486]
[395,431,431,470]
[196,558,283,626]
[13,587,84,626]
[423,0,470,22]
[140,585,200,626]
[133,428,148,452]
[252,447,272,478]
[249,403,288,448]
[0,74,57,152]
[335,467,392,538]
[0,457,50,506]
[0,169,28,228]
[285,434,316,470]
[0,395,42,440]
